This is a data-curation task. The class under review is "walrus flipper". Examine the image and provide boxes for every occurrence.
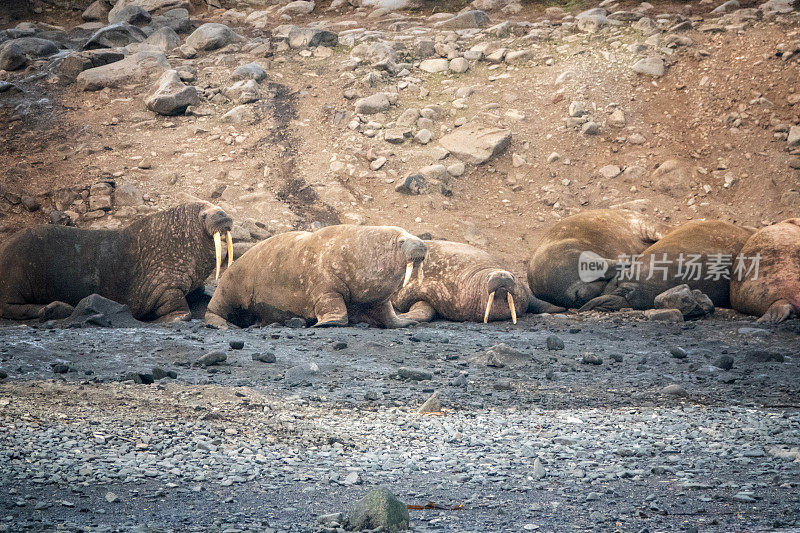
[373,300,417,328]
[756,299,795,325]
[0,302,59,320]
[152,289,192,322]
[204,311,237,329]
[527,296,565,314]
[313,292,350,327]
[398,301,437,323]
[579,294,629,313]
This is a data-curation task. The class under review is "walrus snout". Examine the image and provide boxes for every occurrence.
[399,236,427,287]
[200,205,234,281]
[485,270,517,325]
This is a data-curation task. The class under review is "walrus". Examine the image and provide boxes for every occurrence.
[527,209,665,308]
[205,225,428,328]
[393,240,563,323]
[730,218,800,324]
[0,202,234,322]
[580,220,755,312]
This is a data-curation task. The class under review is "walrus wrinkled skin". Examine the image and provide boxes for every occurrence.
[0,202,233,322]
[527,209,665,308]
[393,240,563,323]
[205,225,427,328]
[730,218,800,324]
[580,220,755,312]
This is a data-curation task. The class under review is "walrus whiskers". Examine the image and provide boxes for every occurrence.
[214,232,222,280]
[403,262,414,287]
[226,231,234,267]
[418,262,424,284]
[507,293,517,324]
[484,291,495,323]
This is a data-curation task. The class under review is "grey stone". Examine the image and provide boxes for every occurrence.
[145,69,199,115]
[196,351,226,367]
[439,122,512,164]
[232,62,267,82]
[433,10,491,30]
[142,27,180,51]
[77,50,168,91]
[109,5,151,25]
[84,23,147,49]
[355,93,391,114]
[788,126,800,148]
[645,308,684,322]
[0,38,58,71]
[114,183,144,206]
[546,335,564,350]
[225,79,261,104]
[285,362,320,386]
[631,57,665,77]
[419,58,449,73]
[653,284,714,318]
[661,383,689,396]
[252,352,276,363]
[449,57,469,73]
[417,391,442,413]
[185,23,243,51]
[344,487,409,532]
[396,367,432,381]
[288,28,338,49]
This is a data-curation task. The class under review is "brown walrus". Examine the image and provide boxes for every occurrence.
[393,240,563,323]
[580,220,755,312]
[0,202,234,322]
[205,225,427,328]
[730,218,800,324]
[527,209,665,308]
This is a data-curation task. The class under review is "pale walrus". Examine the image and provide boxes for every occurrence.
[527,209,665,308]
[0,202,234,322]
[730,218,800,324]
[393,240,563,323]
[205,225,427,328]
[580,220,755,312]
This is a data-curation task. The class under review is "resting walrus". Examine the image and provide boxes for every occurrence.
[730,218,800,324]
[205,225,427,328]
[393,240,563,323]
[0,202,234,322]
[527,209,665,308]
[580,220,755,312]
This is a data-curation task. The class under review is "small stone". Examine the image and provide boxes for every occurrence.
[447,161,466,177]
[396,367,432,381]
[581,354,602,365]
[395,174,426,195]
[252,352,276,363]
[355,93,391,115]
[449,57,469,73]
[631,57,665,77]
[661,384,688,396]
[105,492,119,503]
[670,347,688,359]
[419,58,449,73]
[532,457,546,479]
[439,122,511,164]
[581,121,600,135]
[414,129,432,144]
[417,391,442,413]
[196,351,226,367]
[713,355,734,371]
[598,165,622,179]
[285,317,307,328]
[546,335,564,350]
[344,487,409,532]
[645,309,684,322]
[343,471,361,486]
[547,152,561,163]
[229,340,245,350]
[232,62,267,82]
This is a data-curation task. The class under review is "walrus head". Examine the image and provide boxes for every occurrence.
[485,270,518,325]
[398,234,427,288]
[199,203,234,280]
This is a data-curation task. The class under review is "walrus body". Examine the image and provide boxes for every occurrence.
[527,210,665,308]
[393,240,561,323]
[580,220,755,312]
[0,202,233,322]
[206,225,427,328]
[730,219,800,324]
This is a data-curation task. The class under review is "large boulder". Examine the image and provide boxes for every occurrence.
[109,5,152,25]
[287,27,338,48]
[83,23,147,49]
[631,56,665,77]
[77,50,169,91]
[185,23,244,51]
[151,8,192,34]
[344,488,409,532]
[433,10,490,29]
[145,69,198,115]
[82,0,111,21]
[439,122,512,164]
[60,294,143,328]
[280,0,315,15]
[142,27,180,51]
[654,284,714,319]
[0,37,58,71]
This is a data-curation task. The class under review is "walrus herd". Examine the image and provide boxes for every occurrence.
[0,205,797,326]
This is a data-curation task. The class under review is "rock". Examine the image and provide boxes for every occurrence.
[281,0,315,15]
[645,309,684,322]
[225,79,261,104]
[631,57,665,77]
[532,457,546,479]
[287,27,338,49]
[355,93,391,114]
[505,49,532,63]
[413,39,436,58]
[113,183,144,206]
[598,165,622,179]
[759,0,796,14]
[153,8,192,34]
[712,0,740,13]
[252,352,276,363]
[232,62,267,82]
[385,128,409,144]
[196,351,226,367]
[221,104,257,124]
[546,335,565,350]
[788,126,800,148]
[83,0,110,21]
[105,492,119,503]
[417,391,442,413]
[485,48,507,63]
[61,294,142,328]
[414,129,432,144]
[0,37,58,71]
[142,27,180,51]
[109,5,151,25]
[109,0,189,20]
[229,340,245,350]
[185,23,243,51]
[396,108,420,127]
[145,69,199,116]
[395,174,426,195]
[84,23,147,49]
[581,354,603,365]
[449,57,469,73]
[577,13,607,32]
[439,122,511,165]
[670,347,688,359]
[475,343,529,368]
[650,159,695,197]
[713,355,734,371]
[447,161,465,177]
[653,284,714,319]
[77,50,169,91]
[285,362,320,386]
[746,349,784,363]
[419,58,449,73]
[661,384,688,396]
[285,317,307,328]
[581,121,600,135]
[568,101,588,117]
[396,367,432,381]
[344,487,409,532]
[608,108,626,127]
[434,10,490,30]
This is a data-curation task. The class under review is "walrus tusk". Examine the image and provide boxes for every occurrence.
[507,293,517,325]
[403,262,414,288]
[226,231,234,267]
[418,262,424,284]
[484,291,495,324]
[214,232,222,280]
